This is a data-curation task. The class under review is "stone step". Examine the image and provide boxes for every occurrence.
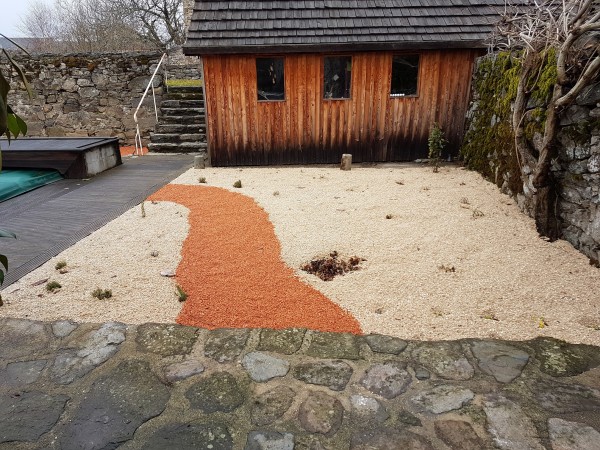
[160,107,205,116]
[164,92,203,101]
[160,99,204,108]
[148,142,208,153]
[160,115,205,125]
[167,85,203,94]
[155,123,206,134]
[150,133,206,143]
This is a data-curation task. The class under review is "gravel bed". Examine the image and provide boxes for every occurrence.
[3,163,599,345]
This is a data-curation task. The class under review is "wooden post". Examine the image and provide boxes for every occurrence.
[340,154,352,171]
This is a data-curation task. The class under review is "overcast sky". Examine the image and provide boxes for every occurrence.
[0,0,48,38]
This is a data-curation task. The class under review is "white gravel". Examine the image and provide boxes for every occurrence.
[2,163,599,345]
[1,201,188,324]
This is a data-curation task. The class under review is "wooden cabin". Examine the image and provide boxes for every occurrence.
[184,1,502,166]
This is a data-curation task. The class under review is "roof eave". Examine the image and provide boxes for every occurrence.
[183,40,487,56]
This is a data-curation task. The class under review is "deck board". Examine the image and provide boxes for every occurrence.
[0,154,193,288]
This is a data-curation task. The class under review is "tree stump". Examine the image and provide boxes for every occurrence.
[194,155,205,169]
[340,154,352,171]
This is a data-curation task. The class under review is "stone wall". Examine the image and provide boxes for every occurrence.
[555,92,600,260]
[462,53,600,262]
[1,51,199,145]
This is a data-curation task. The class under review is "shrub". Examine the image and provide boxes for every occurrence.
[428,122,448,173]
[55,260,67,270]
[92,288,112,300]
[233,180,242,188]
[46,281,62,292]
[198,177,207,183]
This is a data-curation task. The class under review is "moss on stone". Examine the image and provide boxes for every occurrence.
[460,53,521,187]
[460,50,558,195]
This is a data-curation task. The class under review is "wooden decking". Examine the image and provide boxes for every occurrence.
[0,154,193,288]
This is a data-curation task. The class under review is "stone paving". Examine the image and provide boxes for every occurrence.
[1,318,600,449]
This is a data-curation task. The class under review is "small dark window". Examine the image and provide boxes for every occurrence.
[391,55,420,97]
[324,56,352,99]
[256,58,285,101]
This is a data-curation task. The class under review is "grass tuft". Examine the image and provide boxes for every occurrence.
[92,288,112,300]
[46,281,61,292]
[176,285,188,302]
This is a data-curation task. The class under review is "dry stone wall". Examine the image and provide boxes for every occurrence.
[462,54,600,262]
[1,51,200,145]
[555,93,600,260]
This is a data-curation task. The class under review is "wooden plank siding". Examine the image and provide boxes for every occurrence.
[203,49,480,166]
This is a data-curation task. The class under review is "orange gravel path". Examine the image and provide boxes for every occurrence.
[149,184,362,334]
[120,145,148,156]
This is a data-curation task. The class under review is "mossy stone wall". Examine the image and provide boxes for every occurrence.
[461,53,600,262]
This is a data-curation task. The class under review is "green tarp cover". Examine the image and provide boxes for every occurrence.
[0,169,63,202]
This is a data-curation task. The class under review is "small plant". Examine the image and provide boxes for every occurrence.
[176,285,188,302]
[46,281,62,292]
[198,177,207,183]
[233,180,242,188]
[422,186,430,191]
[472,208,485,218]
[428,122,448,173]
[431,306,446,317]
[460,197,470,205]
[141,202,146,218]
[438,264,456,273]
[385,214,393,219]
[538,317,548,329]
[92,288,112,300]
[481,310,499,321]
[273,191,280,196]
[55,260,67,270]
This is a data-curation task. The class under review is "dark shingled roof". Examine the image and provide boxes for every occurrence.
[184,0,523,55]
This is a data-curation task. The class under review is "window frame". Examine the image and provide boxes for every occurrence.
[389,53,421,99]
[322,55,353,101]
[256,56,287,103]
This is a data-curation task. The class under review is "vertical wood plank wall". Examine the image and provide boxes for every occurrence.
[203,49,480,166]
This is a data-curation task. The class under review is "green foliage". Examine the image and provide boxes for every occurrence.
[428,122,447,173]
[46,281,62,292]
[176,285,188,302]
[233,180,242,188]
[0,229,16,287]
[1,35,30,287]
[0,34,32,156]
[92,288,112,300]
[55,260,67,270]
[198,177,207,183]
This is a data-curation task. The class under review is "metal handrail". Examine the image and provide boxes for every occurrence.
[133,52,167,156]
